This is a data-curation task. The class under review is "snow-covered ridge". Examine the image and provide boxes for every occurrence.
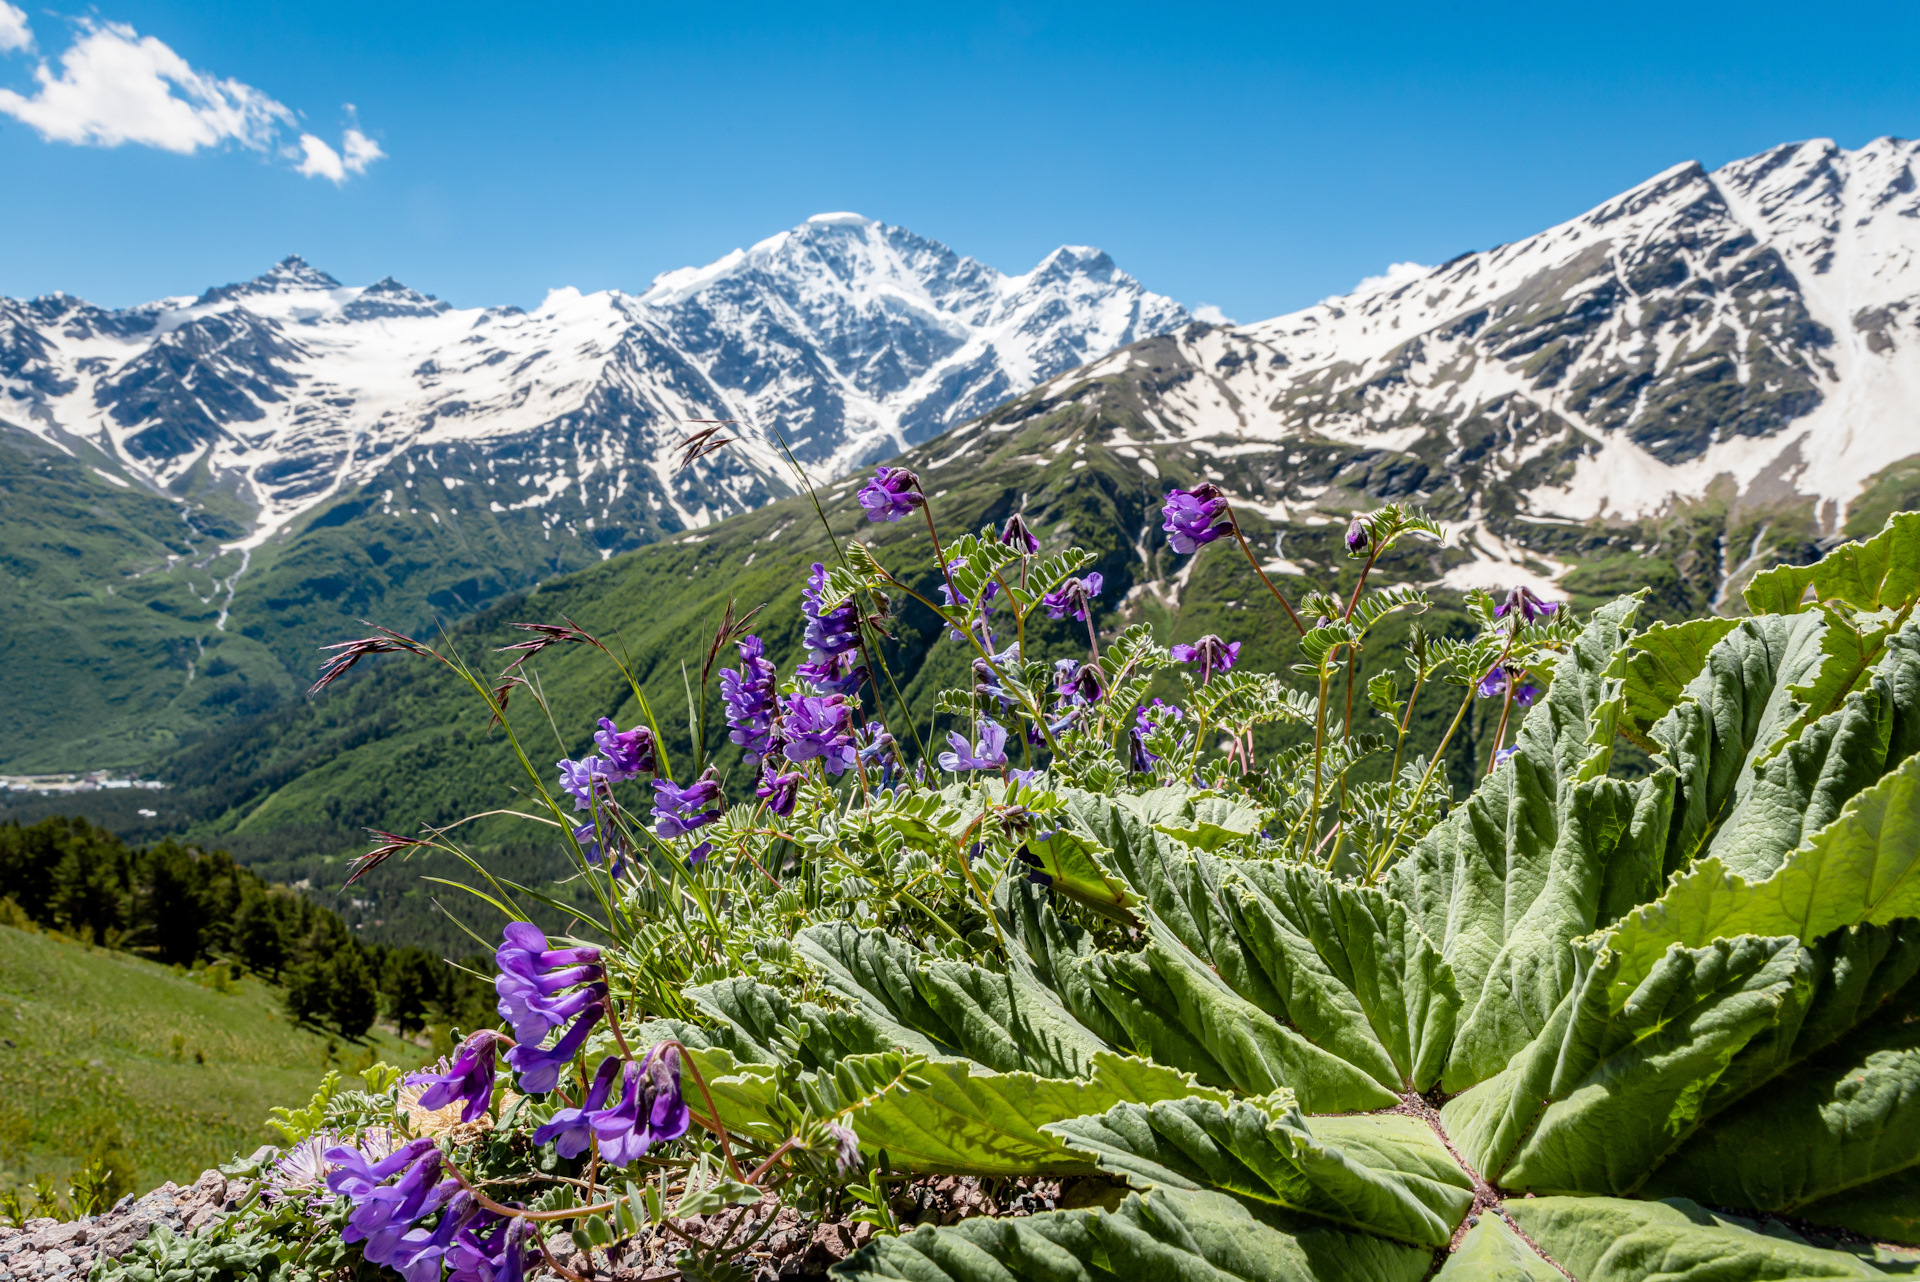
[1032,136,1920,528]
[0,214,1188,547]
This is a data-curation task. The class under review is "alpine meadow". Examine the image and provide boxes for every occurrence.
[3,21,1920,1274]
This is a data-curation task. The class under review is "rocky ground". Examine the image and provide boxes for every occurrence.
[0,1165,1095,1280]
[0,1168,240,1280]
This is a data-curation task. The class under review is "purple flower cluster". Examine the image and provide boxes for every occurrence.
[1495,585,1558,624]
[1162,485,1232,554]
[594,718,657,776]
[939,720,1008,772]
[493,924,607,1095]
[554,718,655,869]
[798,649,866,697]
[1170,635,1240,683]
[856,465,924,523]
[531,1043,690,1165]
[1345,518,1371,555]
[494,922,606,1047]
[802,563,861,662]
[1041,572,1103,622]
[324,1138,531,1282]
[720,636,779,764]
[783,693,856,776]
[654,767,724,863]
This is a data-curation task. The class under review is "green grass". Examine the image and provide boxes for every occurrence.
[0,924,431,1196]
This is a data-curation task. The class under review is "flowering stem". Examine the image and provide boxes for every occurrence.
[1486,680,1517,776]
[660,1039,745,1183]
[1226,510,1306,636]
[1305,666,1332,859]
[921,504,963,617]
[882,574,1063,756]
[1374,638,1510,877]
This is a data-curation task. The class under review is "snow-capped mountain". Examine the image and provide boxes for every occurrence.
[975,137,1920,594]
[0,214,1187,549]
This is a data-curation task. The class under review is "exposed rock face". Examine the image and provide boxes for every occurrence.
[0,220,1187,551]
[956,137,1920,595]
[0,1167,237,1279]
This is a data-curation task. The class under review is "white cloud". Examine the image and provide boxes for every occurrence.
[0,2,32,55]
[0,20,293,151]
[294,132,346,181]
[294,125,384,183]
[1192,304,1235,325]
[341,127,383,172]
[1347,261,1433,298]
[0,16,383,180]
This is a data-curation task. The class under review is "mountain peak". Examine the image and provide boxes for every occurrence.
[195,255,344,307]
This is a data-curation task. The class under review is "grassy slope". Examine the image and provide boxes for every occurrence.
[1,420,777,773]
[0,431,292,772]
[23,342,1920,945]
[0,924,429,1194]
[151,374,1551,941]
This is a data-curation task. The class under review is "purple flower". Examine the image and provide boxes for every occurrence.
[1170,635,1241,683]
[407,1032,498,1123]
[999,513,1040,554]
[856,465,924,523]
[593,718,656,778]
[1162,485,1232,554]
[1041,572,1103,622]
[1477,665,1540,706]
[380,1189,479,1282]
[1130,699,1184,772]
[328,1142,453,1258]
[505,1005,605,1094]
[802,563,860,660]
[782,694,857,776]
[593,1045,690,1165]
[1495,585,1558,624]
[757,767,802,817]
[1494,744,1521,767]
[1128,727,1157,774]
[496,922,601,980]
[1345,518,1371,555]
[570,816,622,871]
[826,1122,863,1173]
[448,1213,530,1282]
[856,726,901,789]
[497,975,605,1049]
[938,720,1008,772]
[1071,663,1104,702]
[973,657,1012,708]
[531,1055,622,1159]
[555,756,618,812]
[797,649,867,697]
[325,1137,438,1199]
[719,635,779,763]
[652,767,724,840]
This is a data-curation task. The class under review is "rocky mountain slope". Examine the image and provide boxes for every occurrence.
[977,136,1920,602]
[0,217,1185,768]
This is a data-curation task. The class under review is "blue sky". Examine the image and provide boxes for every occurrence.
[2,1,1918,321]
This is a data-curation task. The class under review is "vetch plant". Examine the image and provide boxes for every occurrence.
[159,475,1920,1282]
